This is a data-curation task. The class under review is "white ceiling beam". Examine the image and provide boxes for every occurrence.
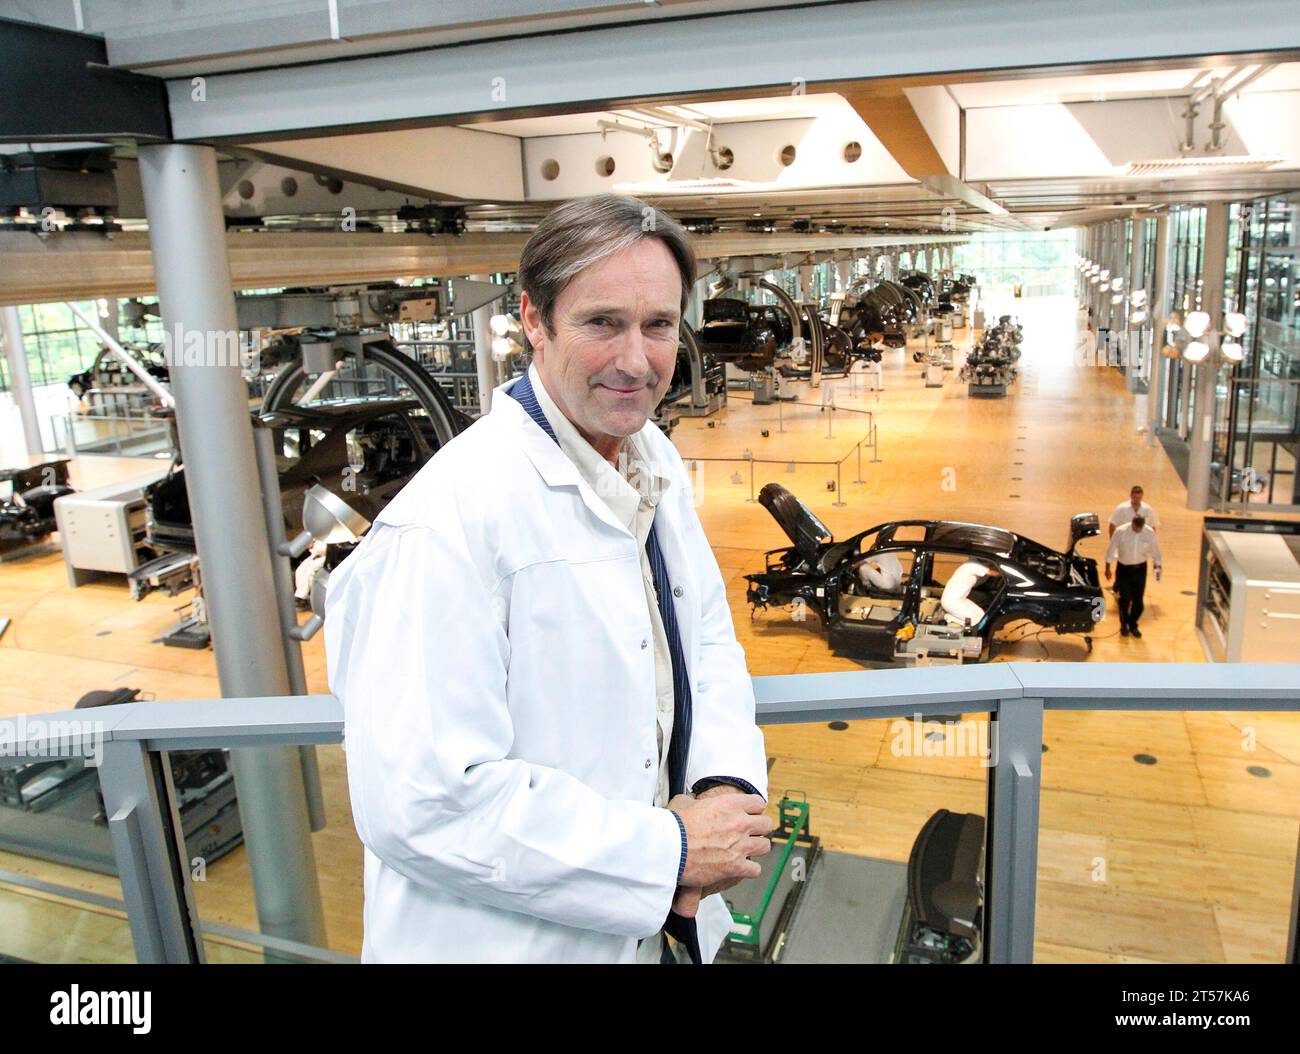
[163,0,1300,142]
[0,229,968,307]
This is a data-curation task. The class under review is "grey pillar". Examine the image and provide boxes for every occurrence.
[835,261,850,294]
[1147,213,1172,443]
[137,144,327,950]
[1101,222,1115,332]
[687,276,707,329]
[470,273,497,416]
[1186,201,1228,511]
[1126,216,1145,394]
[1087,226,1099,323]
[99,298,120,343]
[984,696,1044,963]
[1,306,43,457]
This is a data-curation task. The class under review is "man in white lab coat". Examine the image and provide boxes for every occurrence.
[859,552,904,593]
[940,560,1001,628]
[325,194,771,964]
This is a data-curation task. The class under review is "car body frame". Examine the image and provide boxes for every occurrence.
[745,484,1103,665]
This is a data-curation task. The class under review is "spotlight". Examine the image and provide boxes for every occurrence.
[1131,289,1147,308]
[1221,339,1244,363]
[1184,339,1210,362]
[1111,293,1124,304]
[489,314,513,337]
[1111,277,1124,291]
[1184,311,1211,338]
[1130,308,1148,324]
[1224,311,1248,337]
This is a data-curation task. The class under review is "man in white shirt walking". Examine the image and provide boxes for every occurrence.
[1108,485,1160,538]
[1105,514,1162,638]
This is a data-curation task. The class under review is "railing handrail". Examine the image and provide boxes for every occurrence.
[4,662,1298,758]
[4,661,1297,964]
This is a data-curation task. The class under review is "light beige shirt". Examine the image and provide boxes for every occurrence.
[527,365,676,810]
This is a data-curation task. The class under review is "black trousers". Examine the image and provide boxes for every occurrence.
[1115,561,1147,630]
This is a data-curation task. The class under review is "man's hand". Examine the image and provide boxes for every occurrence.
[668,791,772,916]
[1104,563,1112,581]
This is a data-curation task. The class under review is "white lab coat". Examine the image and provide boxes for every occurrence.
[859,552,903,593]
[941,560,990,627]
[324,376,768,963]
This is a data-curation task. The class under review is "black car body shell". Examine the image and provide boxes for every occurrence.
[745,484,1103,664]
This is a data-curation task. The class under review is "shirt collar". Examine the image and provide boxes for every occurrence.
[526,363,670,526]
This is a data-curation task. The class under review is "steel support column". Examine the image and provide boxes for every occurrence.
[1147,213,1172,443]
[0,306,42,456]
[137,143,327,953]
[1126,217,1144,394]
[470,273,498,415]
[1187,201,1228,511]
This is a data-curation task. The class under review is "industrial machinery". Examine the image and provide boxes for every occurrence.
[892,809,985,964]
[0,688,242,875]
[937,272,978,329]
[130,397,468,646]
[841,280,917,349]
[899,272,934,311]
[1196,516,1300,662]
[67,342,169,404]
[0,459,75,558]
[701,257,830,400]
[53,467,171,587]
[746,484,1103,665]
[717,799,986,964]
[720,796,821,963]
[960,314,1022,396]
[662,321,726,420]
[698,296,781,371]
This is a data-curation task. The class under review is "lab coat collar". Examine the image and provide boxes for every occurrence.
[494,370,674,540]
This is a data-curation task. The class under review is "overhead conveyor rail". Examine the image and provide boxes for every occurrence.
[2,662,1297,964]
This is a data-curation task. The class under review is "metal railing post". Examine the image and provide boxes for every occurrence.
[99,738,206,963]
[1289,821,1300,964]
[984,695,1043,963]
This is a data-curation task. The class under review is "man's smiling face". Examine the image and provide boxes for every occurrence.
[521,237,682,463]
